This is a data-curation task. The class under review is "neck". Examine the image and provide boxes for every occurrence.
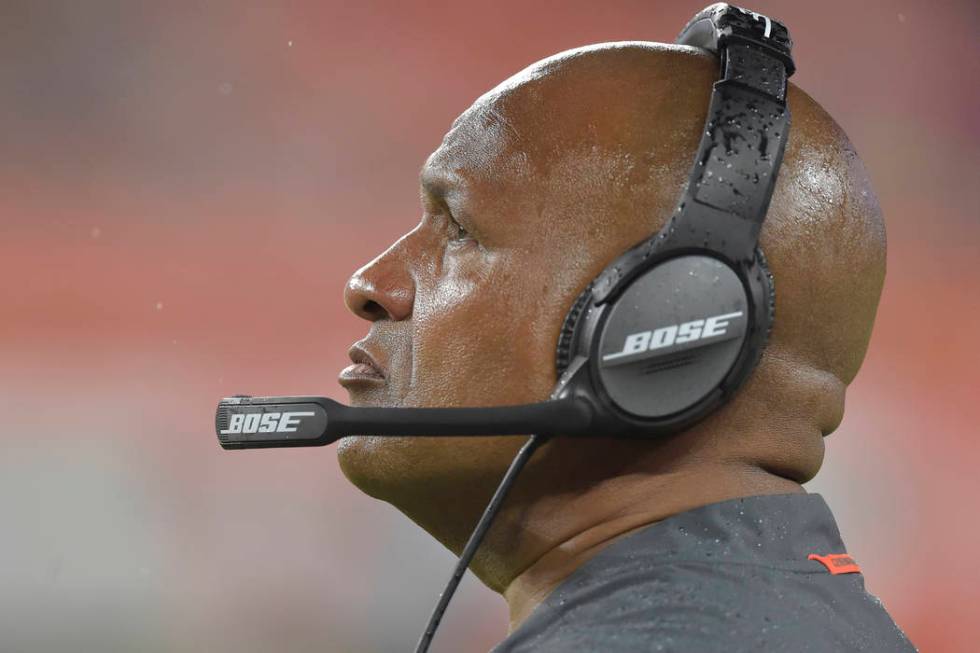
[500,463,803,631]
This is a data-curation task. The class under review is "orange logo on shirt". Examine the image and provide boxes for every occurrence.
[808,553,861,575]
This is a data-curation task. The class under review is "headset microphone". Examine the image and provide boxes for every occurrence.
[214,394,595,449]
[213,5,794,652]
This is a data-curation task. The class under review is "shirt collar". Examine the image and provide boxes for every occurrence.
[566,493,846,577]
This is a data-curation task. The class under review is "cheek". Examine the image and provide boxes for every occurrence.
[408,252,558,406]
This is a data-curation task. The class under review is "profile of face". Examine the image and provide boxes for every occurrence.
[334,44,885,561]
[334,45,708,519]
[336,76,601,502]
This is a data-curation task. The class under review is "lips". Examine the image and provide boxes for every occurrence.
[338,343,386,386]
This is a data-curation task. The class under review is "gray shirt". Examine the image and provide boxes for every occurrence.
[493,494,914,652]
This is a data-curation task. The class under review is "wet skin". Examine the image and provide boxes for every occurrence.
[335,43,886,629]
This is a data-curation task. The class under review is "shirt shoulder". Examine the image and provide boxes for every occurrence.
[494,495,916,653]
[497,560,911,652]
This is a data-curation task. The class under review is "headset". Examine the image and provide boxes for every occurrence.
[212,4,794,651]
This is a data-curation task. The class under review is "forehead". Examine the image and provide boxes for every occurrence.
[421,98,528,193]
[420,51,563,192]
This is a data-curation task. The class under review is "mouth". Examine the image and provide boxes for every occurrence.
[338,342,386,387]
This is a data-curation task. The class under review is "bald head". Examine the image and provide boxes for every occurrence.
[338,42,885,591]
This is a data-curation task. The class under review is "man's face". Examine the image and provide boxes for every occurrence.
[333,65,676,526]
[335,98,572,496]
[338,106,551,412]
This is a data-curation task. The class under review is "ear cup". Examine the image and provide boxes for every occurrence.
[594,255,752,419]
[555,248,773,426]
[555,283,593,377]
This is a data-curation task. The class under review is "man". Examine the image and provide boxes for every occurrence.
[336,40,914,652]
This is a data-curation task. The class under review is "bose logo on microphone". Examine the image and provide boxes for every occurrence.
[602,311,744,365]
[220,411,315,435]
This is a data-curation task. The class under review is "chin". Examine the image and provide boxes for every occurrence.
[336,435,396,500]
[336,432,512,504]
[336,434,443,500]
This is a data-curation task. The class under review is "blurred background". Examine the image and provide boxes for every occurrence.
[1,1,977,651]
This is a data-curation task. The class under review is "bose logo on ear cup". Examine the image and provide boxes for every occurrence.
[602,311,744,366]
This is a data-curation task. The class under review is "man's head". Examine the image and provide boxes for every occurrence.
[336,42,884,591]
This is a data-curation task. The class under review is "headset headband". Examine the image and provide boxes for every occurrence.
[591,4,794,304]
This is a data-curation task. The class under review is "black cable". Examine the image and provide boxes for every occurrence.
[413,433,547,653]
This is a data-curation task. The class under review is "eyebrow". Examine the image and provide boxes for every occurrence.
[419,165,464,202]
[419,168,446,199]
[419,163,452,195]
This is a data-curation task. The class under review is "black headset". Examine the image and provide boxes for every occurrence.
[553,2,793,437]
[213,4,794,651]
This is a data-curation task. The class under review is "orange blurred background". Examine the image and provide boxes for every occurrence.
[1,1,977,651]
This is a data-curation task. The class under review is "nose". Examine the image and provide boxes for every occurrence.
[344,237,415,322]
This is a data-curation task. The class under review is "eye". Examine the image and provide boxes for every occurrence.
[447,214,474,244]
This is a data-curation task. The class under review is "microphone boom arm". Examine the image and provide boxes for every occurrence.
[215,395,595,449]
